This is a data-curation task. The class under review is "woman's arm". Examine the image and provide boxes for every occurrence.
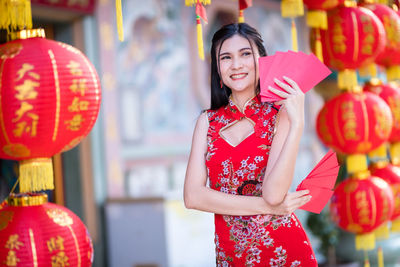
[184,112,310,216]
[262,76,305,206]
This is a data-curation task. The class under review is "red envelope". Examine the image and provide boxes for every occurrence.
[295,150,339,214]
[259,51,331,102]
[298,185,334,214]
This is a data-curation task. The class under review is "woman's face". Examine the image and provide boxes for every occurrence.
[218,34,259,95]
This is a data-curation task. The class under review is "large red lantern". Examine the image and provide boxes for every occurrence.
[316,91,392,155]
[318,5,385,70]
[361,3,400,67]
[0,193,93,266]
[364,80,400,143]
[330,174,394,250]
[312,4,385,89]
[0,29,101,192]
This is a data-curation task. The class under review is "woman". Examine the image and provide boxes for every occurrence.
[184,23,317,266]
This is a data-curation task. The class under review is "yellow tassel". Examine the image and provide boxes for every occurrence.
[375,223,390,240]
[386,66,400,82]
[196,16,204,60]
[115,0,124,41]
[338,69,358,90]
[315,28,323,62]
[364,260,371,267]
[390,142,400,165]
[291,19,298,52]
[0,0,32,32]
[19,158,54,193]
[25,0,32,30]
[306,10,327,29]
[378,247,384,267]
[281,0,304,18]
[356,232,376,251]
[185,0,211,6]
[391,218,400,232]
[239,10,244,23]
[346,154,368,174]
[359,64,377,78]
[368,143,388,161]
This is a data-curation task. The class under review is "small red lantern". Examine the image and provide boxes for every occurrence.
[361,3,400,67]
[364,80,400,143]
[0,193,93,266]
[303,0,344,10]
[0,29,101,192]
[316,91,392,155]
[370,162,400,230]
[330,174,394,250]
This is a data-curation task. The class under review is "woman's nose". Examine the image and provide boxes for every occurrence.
[231,58,243,69]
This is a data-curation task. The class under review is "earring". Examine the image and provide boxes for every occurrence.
[220,80,223,88]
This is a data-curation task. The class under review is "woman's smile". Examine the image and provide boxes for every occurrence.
[230,73,248,80]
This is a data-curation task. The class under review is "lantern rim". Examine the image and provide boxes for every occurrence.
[9,28,46,41]
[7,192,48,207]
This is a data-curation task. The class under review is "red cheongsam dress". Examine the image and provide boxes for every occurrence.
[205,95,317,267]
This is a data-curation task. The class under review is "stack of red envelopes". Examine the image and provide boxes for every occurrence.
[259,51,331,102]
[296,150,340,214]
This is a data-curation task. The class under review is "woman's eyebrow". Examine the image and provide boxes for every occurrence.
[219,47,252,56]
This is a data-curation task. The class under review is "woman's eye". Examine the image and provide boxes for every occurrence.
[242,51,252,56]
[220,56,230,60]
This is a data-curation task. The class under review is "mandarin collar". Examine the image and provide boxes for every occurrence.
[227,94,260,120]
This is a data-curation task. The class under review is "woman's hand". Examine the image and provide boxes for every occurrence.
[268,190,311,215]
[268,76,304,129]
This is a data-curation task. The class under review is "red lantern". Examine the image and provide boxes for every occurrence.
[370,163,400,228]
[318,5,385,71]
[330,174,394,250]
[364,80,400,143]
[361,3,400,67]
[316,91,392,155]
[0,193,93,266]
[303,0,344,10]
[0,31,101,160]
[0,30,101,192]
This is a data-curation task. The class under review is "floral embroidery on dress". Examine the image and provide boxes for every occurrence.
[269,246,287,267]
[215,234,233,267]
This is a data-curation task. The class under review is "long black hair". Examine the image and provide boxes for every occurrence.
[210,23,267,110]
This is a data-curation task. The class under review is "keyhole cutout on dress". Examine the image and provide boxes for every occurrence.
[219,117,255,147]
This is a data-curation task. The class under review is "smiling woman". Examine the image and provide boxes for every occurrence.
[183,23,318,266]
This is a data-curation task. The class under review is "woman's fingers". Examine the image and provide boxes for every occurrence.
[268,86,289,98]
[273,78,296,94]
[283,76,301,92]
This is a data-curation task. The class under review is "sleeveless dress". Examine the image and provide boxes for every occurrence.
[205,95,317,267]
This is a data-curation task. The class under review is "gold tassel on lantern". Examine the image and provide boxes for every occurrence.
[314,28,323,62]
[392,217,400,232]
[374,223,390,239]
[356,232,376,251]
[19,158,54,192]
[196,16,205,60]
[378,247,384,267]
[281,0,304,18]
[115,0,124,41]
[359,64,378,79]
[389,142,400,165]
[338,69,358,90]
[386,66,400,82]
[185,0,211,6]
[239,10,245,23]
[306,10,327,29]
[0,0,32,33]
[346,154,368,174]
[291,19,298,52]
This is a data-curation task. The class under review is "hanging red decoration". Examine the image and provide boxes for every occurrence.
[0,193,93,266]
[330,174,394,250]
[311,4,386,89]
[0,30,101,192]
[361,3,400,67]
[363,80,400,143]
[370,163,400,226]
[316,91,392,155]
[303,0,345,10]
[238,0,252,23]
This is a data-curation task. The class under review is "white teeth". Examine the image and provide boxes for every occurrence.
[231,74,246,79]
